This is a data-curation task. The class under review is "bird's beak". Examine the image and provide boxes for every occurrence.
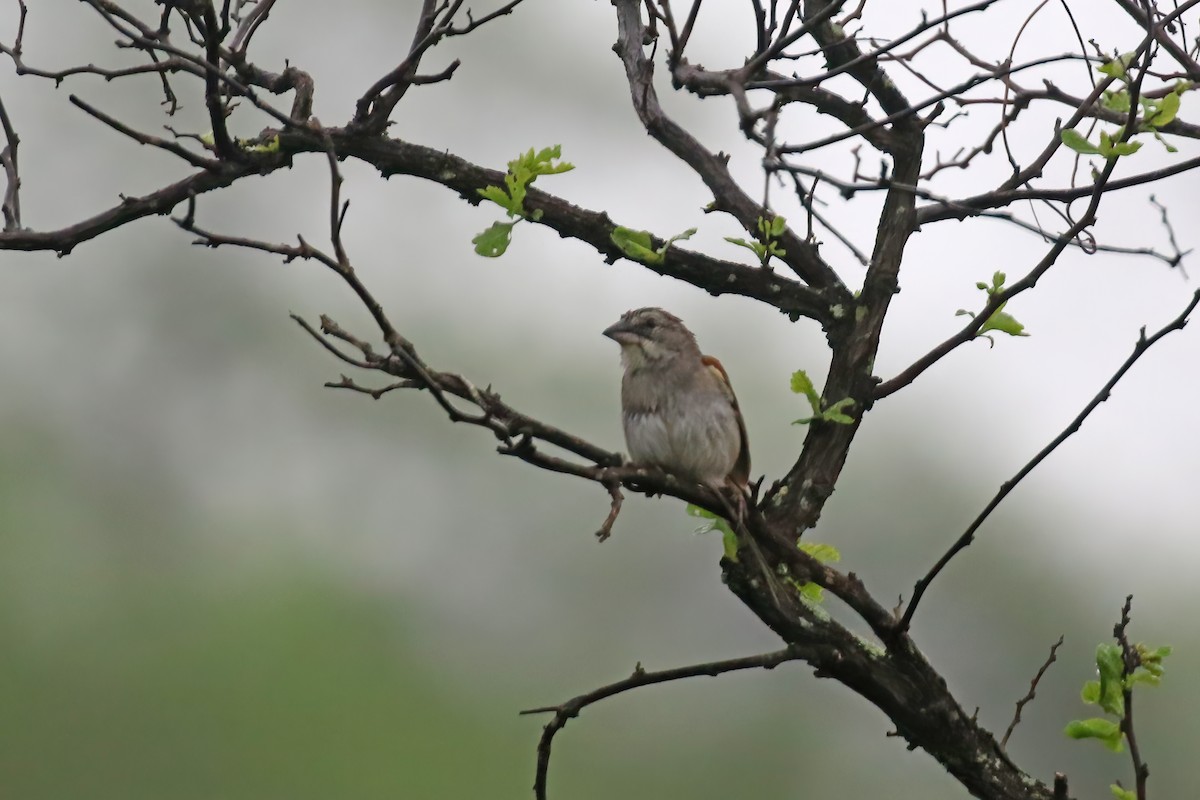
[603,320,638,345]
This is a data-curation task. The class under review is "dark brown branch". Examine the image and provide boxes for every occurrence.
[68,94,221,171]
[1114,594,1150,800]
[0,91,20,231]
[313,130,836,324]
[352,1,524,133]
[1149,193,1191,274]
[671,63,897,155]
[0,157,266,256]
[198,1,237,159]
[611,0,848,294]
[520,648,803,800]
[777,0,1003,97]
[764,2,923,587]
[1000,635,1064,750]
[0,125,829,323]
[900,288,1200,630]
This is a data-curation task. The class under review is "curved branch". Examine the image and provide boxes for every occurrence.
[520,648,804,800]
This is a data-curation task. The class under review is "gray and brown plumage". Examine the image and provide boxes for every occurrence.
[602,307,750,494]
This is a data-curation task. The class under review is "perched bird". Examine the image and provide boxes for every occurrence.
[602,307,750,496]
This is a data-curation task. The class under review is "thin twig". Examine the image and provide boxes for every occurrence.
[520,648,802,800]
[1001,635,1064,749]
[900,288,1200,630]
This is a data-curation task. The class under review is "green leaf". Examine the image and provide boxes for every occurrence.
[688,501,738,561]
[610,226,697,265]
[1061,129,1102,155]
[1152,130,1179,152]
[1145,90,1180,128]
[509,145,575,181]
[1081,680,1101,705]
[791,370,855,426]
[1111,785,1136,800]
[791,540,839,603]
[790,370,820,406]
[477,185,516,214]
[725,236,768,260]
[798,581,823,603]
[1127,642,1172,686]
[240,134,281,153]
[1097,52,1135,80]
[799,542,841,563]
[610,226,661,264]
[1095,644,1126,716]
[1101,89,1131,114]
[1096,643,1124,682]
[472,221,515,257]
[1144,644,1173,662]
[1126,666,1161,688]
[1064,718,1124,751]
[820,397,856,425]
[979,308,1029,338]
[1105,139,1142,157]
[790,369,821,424]
[962,276,1029,343]
[687,503,733,537]
[660,227,697,255]
[722,528,740,562]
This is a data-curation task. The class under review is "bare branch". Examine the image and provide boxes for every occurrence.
[611,0,849,293]
[1001,635,1064,750]
[68,94,221,170]
[900,288,1200,630]
[0,91,21,230]
[521,649,803,800]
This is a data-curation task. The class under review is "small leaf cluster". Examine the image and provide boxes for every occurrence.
[687,505,842,604]
[726,215,788,266]
[1065,640,1171,752]
[790,370,855,426]
[610,226,697,265]
[472,145,574,257]
[791,541,841,603]
[686,504,739,562]
[956,271,1029,346]
[1060,52,1190,157]
[198,133,282,154]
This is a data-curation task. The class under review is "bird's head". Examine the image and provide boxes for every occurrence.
[603,307,699,370]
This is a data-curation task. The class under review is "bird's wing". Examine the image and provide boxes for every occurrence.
[701,354,751,489]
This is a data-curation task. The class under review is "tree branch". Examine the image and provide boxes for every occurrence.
[900,288,1200,630]
[519,648,804,800]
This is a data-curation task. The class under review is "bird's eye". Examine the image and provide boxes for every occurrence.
[642,318,658,330]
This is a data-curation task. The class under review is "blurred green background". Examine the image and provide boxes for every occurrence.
[2,1,1198,798]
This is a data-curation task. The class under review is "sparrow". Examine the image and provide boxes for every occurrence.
[602,307,750,497]
[604,309,789,604]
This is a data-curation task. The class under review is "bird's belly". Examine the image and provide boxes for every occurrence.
[624,408,739,485]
